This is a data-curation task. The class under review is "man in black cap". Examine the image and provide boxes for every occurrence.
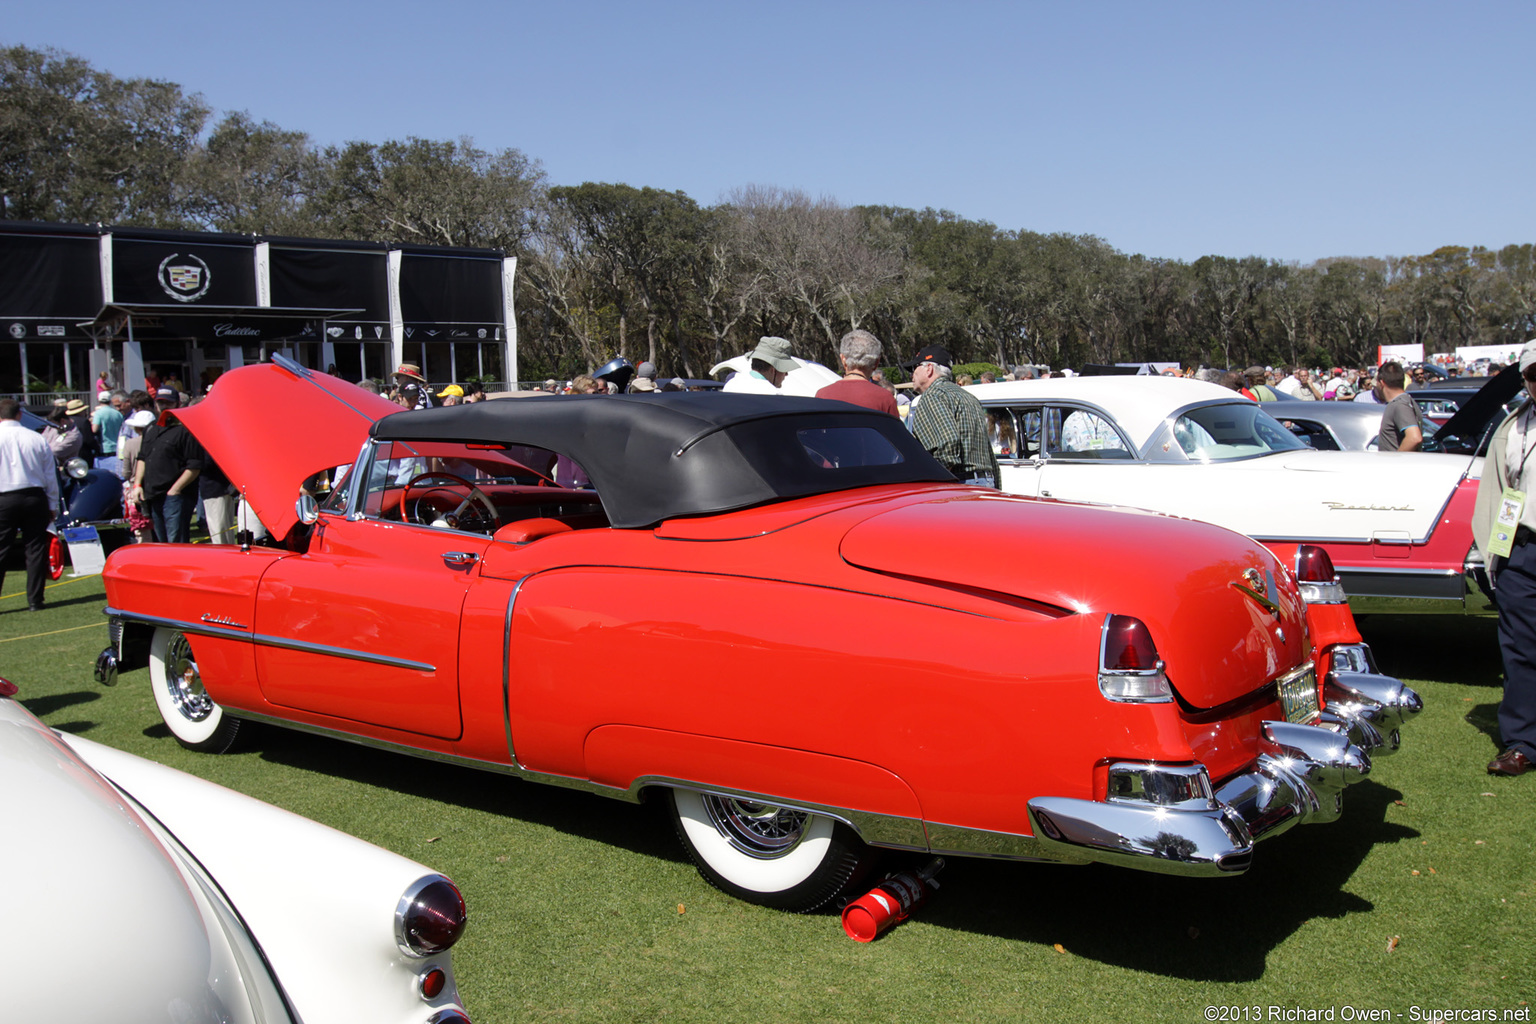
[907,345,998,487]
[128,388,205,543]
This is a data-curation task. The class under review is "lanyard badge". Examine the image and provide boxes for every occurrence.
[1488,488,1526,559]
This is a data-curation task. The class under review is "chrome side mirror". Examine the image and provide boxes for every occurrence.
[295,493,319,525]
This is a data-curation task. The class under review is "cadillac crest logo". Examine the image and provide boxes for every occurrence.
[1232,567,1282,618]
[158,253,212,302]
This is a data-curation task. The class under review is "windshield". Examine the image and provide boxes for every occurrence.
[1173,402,1309,462]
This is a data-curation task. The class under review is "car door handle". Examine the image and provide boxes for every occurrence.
[441,551,479,568]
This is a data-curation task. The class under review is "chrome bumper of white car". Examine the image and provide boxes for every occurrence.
[1335,559,1496,616]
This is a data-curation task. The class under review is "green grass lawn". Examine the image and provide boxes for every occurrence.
[3,573,1532,1023]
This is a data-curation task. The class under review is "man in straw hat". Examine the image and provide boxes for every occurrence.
[391,363,433,410]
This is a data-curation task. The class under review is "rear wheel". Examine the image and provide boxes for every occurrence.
[668,788,875,912]
[149,627,242,753]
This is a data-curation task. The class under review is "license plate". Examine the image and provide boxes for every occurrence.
[1277,664,1320,723]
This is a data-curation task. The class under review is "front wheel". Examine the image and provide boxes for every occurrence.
[149,628,242,753]
[668,789,875,912]
[47,534,64,580]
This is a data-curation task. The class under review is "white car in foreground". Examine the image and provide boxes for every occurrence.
[970,376,1486,615]
[2,682,472,1024]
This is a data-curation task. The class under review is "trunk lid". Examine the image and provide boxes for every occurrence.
[839,492,1309,711]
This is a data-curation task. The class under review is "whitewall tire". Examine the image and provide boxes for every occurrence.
[149,627,242,753]
[668,788,874,912]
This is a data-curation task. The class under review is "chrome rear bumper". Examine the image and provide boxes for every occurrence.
[1026,720,1372,877]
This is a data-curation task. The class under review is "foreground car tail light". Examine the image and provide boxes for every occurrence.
[1295,545,1346,604]
[1098,614,1172,703]
[396,875,468,958]
[1106,762,1216,810]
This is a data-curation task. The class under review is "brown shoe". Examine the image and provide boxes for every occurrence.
[1487,748,1534,776]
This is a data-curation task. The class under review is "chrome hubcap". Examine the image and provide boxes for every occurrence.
[702,796,809,860]
[164,633,213,722]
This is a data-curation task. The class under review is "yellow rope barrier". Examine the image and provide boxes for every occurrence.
[0,572,102,603]
[0,621,101,643]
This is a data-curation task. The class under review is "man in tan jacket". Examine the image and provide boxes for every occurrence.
[1472,341,1536,776]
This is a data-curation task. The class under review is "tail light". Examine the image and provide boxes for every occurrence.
[1295,545,1346,604]
[1098,614,1172,702]
[396,875,468,958]
[420,967,448,999]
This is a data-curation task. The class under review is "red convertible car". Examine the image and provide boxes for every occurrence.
[94,358,1420,911]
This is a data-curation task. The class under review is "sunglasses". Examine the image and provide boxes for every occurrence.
[1524,367,1536,384]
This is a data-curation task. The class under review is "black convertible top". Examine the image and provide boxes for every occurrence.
[375,393,952,528]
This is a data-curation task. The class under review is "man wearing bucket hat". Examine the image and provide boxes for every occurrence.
[906,345,998,488]
[391,363,433,410]
[723,337,796,395]
[1473,338,1536,777]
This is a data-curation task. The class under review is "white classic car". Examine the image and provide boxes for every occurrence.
[969,375,1490,615]
[2,683,472,1024]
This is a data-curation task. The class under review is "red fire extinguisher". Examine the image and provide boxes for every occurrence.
[841,857,945,942]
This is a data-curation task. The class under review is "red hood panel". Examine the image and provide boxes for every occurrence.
[839,492,1309,710]
[175,363,402,539]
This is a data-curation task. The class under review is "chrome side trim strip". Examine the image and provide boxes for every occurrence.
[251,633,437,673]
[104,606,252,645]
[503,573,534,764]
[640,777,931,851]
[104,607,437,673]
[922,820,1060,861]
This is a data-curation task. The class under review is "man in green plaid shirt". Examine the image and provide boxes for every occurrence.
[906,345,999,488]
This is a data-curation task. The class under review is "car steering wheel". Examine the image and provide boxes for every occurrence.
[402,472,499,532]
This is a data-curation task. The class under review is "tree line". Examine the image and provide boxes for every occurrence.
[4,44,1533,381]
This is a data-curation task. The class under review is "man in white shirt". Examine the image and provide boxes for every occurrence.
[722,337,796,395]
[1277,366,1324,400]
[0,398,62,611]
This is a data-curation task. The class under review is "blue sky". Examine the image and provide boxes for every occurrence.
[8,0,1532,263]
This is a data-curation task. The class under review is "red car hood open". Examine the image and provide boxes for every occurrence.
[174,362,402,540]
[839,492,1309,711]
